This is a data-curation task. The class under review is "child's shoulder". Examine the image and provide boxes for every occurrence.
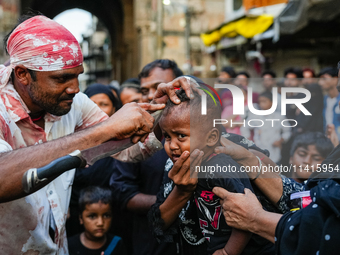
[206,152,239,166]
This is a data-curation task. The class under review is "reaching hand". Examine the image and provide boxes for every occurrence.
[212,187,263,232]
[105,102,165,143]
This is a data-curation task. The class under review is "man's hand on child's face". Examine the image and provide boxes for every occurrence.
[168,149,203,194]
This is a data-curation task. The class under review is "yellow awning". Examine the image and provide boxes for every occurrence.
[200,14,274,46]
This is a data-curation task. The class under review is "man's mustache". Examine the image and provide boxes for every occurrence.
[59,94,75,101]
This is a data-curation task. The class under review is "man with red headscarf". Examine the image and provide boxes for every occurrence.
[0,13,192,254]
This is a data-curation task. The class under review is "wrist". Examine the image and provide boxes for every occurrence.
[174,185,194,198]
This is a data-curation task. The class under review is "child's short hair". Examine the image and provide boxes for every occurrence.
[79,186,113,214]
[259,91,273,102]
[290,132,334,158]
[163,81,222,133]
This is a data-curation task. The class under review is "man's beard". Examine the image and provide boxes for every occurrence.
[28,81,75,116]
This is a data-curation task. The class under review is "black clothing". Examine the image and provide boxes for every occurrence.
[275,144,340,255]
[68,234,126,255]
[196,154,274,255]
[110,144,176,255]
[148,133,275,255]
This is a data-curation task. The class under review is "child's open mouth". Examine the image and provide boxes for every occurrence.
[172,154,181,162]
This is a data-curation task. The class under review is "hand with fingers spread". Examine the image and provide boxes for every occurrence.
[168,149,203,194]
[101,102,165,143]
[151,76,200,105]
[158,149,204,230]
[215,136,259,167]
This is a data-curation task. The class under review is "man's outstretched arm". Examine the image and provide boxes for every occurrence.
[0,102,162,203]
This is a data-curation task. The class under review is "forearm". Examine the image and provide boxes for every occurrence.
[126,193,157,214]
[0,122,111,203]
[159,186,192,230]
[250,210,282,243]
[224,228,252,255]
[248,149,283,204]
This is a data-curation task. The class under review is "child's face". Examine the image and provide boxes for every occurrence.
[258,96,272,110]
[80,202,112,240]
[160,108,205,163]
[290,145,324,180]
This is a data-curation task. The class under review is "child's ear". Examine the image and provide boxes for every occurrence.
[79,215,83,225]
[289,157,293,165]
[206,128,220,147]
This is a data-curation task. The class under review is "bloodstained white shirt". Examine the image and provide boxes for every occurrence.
[0,83,162,255]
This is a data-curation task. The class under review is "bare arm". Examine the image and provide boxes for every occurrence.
[248,149,283,205]
[0,103,164,203]
[215,137,284,205]
[126,194,157,214]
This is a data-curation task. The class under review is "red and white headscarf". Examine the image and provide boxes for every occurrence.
[0,15,83,88]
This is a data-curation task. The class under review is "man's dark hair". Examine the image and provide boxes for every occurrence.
[319,67,338,78]
[261,70,276,78]
[4,10,44,82]
[236,71,250,78]
[284,67,303,78]
[290,132,334,158]
[221,66,236,78]
[79,186,113,214]
[138,59,183,80]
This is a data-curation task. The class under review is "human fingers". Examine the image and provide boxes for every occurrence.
[138,103,165,112]
[212,186,230,200]
[189,150,204,179]
[168,151,190,179]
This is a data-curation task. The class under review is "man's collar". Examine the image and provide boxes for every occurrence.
[0,83,62,123]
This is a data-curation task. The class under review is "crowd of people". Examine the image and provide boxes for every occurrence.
[0,11,340,255]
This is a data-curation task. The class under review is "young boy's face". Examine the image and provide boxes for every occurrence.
[258,96,272,110]
[80,202,112,240]
[160,106,205,163]
[290,145,324,180]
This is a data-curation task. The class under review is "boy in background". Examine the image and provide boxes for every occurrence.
[159,87,274,255]
[289,132,334,183]
[68,186,127,255]
[241,92,291,163]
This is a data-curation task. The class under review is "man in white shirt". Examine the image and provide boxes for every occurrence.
[0,13,191,255]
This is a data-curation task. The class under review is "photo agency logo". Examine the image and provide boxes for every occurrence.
[200,83,312,128]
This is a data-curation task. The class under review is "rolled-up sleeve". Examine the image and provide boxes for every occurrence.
[109,160,141,210]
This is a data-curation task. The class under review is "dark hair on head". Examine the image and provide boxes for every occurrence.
[284,67,303,78]
[290,132,334,158]
[259,91,273,102]
[5,10,44,83]
[163,81,222,133]
[79,186,113,214]
[138,59,183,80]
[120,78,141,93]
[302,68,315,77]
[261,70,276,78]
[319,67,338,78]
[236,71,250,78]
[221,66,236,78]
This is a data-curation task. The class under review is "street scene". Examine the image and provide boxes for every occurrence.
[0,0,339,254]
